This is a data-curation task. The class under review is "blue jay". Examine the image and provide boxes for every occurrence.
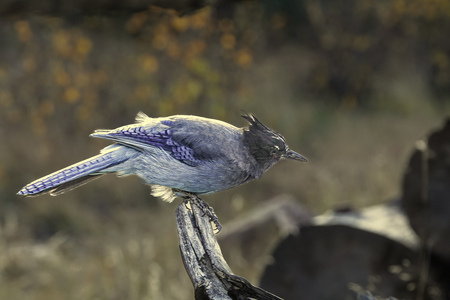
[18,113,306,226]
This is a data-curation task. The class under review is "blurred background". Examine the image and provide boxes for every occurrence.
[0,0,449,299]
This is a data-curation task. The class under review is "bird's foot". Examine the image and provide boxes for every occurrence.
[181,193,222,234]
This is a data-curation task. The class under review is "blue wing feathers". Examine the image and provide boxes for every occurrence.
[91,120,201,166]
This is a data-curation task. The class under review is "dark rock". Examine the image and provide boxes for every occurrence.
[402,118,450,262]
[260,224,446,300]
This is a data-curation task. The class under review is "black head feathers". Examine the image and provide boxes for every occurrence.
[242,114,288,162]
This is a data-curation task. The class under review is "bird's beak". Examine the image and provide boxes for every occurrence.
[284,149,308,162]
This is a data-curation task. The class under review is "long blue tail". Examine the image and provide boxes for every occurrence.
[17,149,125,197]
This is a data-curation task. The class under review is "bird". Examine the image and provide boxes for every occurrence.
[17,113,307,223]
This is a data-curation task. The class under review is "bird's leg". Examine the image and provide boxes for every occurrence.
[180,192,222,234]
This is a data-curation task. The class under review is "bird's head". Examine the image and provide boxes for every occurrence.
[242,114,307,169]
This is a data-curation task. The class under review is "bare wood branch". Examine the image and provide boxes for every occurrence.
[176,200,283,300]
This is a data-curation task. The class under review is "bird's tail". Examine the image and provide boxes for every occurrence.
[17,147,126,197]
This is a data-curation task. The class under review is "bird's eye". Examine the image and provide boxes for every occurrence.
[270,146,280,155]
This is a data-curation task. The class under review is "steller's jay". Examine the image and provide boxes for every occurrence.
[17,113,307,230]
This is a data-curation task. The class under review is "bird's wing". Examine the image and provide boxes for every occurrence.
[90,118,201,167]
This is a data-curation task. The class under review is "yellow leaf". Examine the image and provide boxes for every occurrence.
[141,55,159,73]
[171,16,189,32]
[189,8,211,30]
[14,21,32,42]
[64,87,80,103]
[53,30,72,57]
[76,37,92,56]
[235,48,253,68]
[220,33,235,50]
[126,12,148,34]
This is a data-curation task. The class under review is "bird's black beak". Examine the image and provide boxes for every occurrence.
[284,149,308,162]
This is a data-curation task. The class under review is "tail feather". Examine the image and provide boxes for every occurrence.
[49,174,103,196]
[17,150,124,197]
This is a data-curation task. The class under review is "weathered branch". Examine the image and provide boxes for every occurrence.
[176,200,283,300]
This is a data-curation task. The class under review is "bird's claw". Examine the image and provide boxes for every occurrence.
[182,194,222,234]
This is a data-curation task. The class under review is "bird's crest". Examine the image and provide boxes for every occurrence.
[242,114,287,161]
[242,113,270,132]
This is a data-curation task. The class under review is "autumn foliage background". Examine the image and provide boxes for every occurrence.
[0,1,450,299]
